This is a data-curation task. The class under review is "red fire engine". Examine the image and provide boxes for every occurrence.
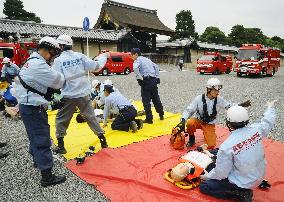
[235,44,280,77]
[196,52,233,75]
[0,41,38,71]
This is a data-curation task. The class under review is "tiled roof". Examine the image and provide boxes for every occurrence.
[157,38,238,52]
[0,19,129,42]
[95,0,174,35]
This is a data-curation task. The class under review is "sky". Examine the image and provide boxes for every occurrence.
[0,0,283,39]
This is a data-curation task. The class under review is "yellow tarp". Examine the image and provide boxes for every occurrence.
[49,101,181,160]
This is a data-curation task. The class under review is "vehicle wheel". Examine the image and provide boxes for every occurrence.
[200,72,204,75]
[258,71,263,78]
[225,67,231,74]
[124,68,131,75]
[237,72,242,77]
[102,69,109,76]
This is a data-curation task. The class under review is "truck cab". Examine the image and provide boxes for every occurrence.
[196,52,233,75]
[235,44,280,77]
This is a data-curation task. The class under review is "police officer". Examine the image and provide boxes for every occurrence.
[102,85,143,132]
[178,78,251,149]
[52,34,108,154]
[199,100,277,202]
[15,36,66,187]
[1,57,20,83]
[131,48,164,124]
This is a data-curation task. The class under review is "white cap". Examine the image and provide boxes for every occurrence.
[226,106,249,123]
[39,36,60,49]
[57,34,73,46]
[206,78,222,90]
[3,57,10,64]
[92,80,100,88]
[104,79,113,86]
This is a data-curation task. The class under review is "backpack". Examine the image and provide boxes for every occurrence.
[170,127,186,150]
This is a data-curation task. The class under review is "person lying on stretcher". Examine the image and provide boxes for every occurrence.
[170,144,217,182]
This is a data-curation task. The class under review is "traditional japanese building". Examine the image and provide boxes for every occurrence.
[94,0,174,52]
[0,18,138,57]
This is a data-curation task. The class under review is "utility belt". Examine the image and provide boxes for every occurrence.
[143,75,156,80]
[20,104,48,111]
[119,105,135,113]
[199,115,216,124]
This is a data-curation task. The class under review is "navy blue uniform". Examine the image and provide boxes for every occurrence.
[133,56,164,121]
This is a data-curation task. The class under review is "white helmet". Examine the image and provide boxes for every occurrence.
[57,34,73,46]
[206,78,222,90]
[38,36,61,56]
[226,106,249,129]
[92,80,100,88]
[3,57,10,64]
[104,79,113,86]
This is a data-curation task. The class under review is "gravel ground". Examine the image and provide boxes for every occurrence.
[0,65,283,202]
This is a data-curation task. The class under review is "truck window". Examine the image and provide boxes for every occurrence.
[111,56,123,62]
[0,47,14,58]
[199,55,215,61]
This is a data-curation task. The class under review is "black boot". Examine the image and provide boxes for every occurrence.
[159,114,164,120]
[40,168,66,187]
[53,137,67,154]
[0,152,9,159]
[99,135,108,148]
[186,135,195,147]
[227,189,253,202]
[135,119,144,130]
[0,142,7,148]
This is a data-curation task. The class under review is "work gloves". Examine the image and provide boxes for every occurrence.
[50,99,64,110]
[239,100,251,107]
[177,118,186,131]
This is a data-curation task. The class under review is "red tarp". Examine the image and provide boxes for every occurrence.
[66,126,284,202]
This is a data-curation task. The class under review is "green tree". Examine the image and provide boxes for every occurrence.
[3,0,41,23]
[245,28,266,44]
[228,25,247,47]
[199,26,227,44]
[172,10,198,40]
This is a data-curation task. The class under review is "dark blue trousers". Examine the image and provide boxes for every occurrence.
[19,104,53,171]
[200,178,247,199]
[111,106,137,131]
[141,78,164,121]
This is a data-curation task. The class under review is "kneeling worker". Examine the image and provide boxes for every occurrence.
[178,78,251,149]
[102,85,143,132]
[199,100,277,202]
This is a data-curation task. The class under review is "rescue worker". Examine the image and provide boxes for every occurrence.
[0,142,9,159]
[15,36,66,187]
[102,85,143,132]
[52,34,108,154]
[199,100,277,202]
[1,57,20,83]
[131,48,164,124]
[178,78,251,149]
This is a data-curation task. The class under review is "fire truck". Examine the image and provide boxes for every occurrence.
[196,52,233,75]
[0,41,38,71]
[235,44,280,77]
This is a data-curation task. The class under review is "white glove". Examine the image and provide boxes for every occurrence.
[94,53,109,68]
[267,100,277,108]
